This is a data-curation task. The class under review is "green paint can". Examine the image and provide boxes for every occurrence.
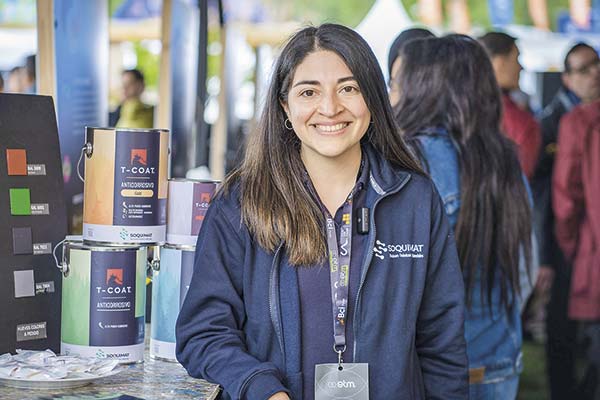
[58,237,147,363]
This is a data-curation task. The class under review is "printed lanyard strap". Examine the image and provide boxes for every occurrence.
[325,195,353,357]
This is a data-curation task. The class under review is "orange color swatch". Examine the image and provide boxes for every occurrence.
[6,149,27,175]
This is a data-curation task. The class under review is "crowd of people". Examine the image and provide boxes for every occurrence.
[0,21,591,400]
[1,22,592,400]
[172,23,600,400]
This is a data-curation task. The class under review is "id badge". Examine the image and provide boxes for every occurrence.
[314,363,369,400]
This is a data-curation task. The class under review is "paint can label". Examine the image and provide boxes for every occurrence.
[191,183,217,235]
[113,132,166,228]
[83,129,169,244]
[166,180,218,246]
[62,246,146,363]
[89,251,144,346]
[150,247,194,360]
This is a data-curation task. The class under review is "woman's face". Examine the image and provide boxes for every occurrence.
[388,57,402,107]
[282,50,371,165]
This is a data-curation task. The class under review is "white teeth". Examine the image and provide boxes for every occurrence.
[315,123,349,132]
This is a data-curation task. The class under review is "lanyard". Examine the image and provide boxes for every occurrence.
[325,194,354,363]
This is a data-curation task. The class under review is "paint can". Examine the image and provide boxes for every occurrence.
[150,244,195,361]
[166,179,219,246]
[82,127,170,245]
[57,236,148,364]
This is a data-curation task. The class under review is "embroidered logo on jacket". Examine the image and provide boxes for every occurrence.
[373,239,425,260]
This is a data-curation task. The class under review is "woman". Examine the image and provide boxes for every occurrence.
[176,24,468,400]
[393,35,534,399]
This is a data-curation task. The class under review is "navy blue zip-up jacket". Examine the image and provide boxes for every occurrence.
[176,145,468,399]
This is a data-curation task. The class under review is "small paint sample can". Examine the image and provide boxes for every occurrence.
[150,244,195,361]
[60,238,148,364]
[82,127,170,245]
[166,179,219,246]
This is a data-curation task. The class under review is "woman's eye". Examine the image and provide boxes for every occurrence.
[300,89,315,97]
[341,86,358,94]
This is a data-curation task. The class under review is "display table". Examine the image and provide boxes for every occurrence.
[0,350,220,400]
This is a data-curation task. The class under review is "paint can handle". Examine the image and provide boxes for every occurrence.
[76,143,93,183]
[147,245,161,271]
[53,238,69,277]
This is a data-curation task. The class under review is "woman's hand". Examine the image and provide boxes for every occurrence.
[268,392,290,400]
[535,265,554,294]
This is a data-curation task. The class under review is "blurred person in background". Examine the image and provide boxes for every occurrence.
[533,42,600,400]
[22,54,36,94]
[0,73,4,92]
[479,32,541,180]
[110,69,154,128]
[394,34,536,400]
[387,27,435,106]
[7,66,25,93]
[553,44,600,400]
[176,23,468,400]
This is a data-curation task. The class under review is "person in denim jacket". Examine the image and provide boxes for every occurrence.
[393,35,536,399]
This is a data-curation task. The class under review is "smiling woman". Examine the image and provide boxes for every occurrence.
[176,23,469,400]
[282,50,371,215]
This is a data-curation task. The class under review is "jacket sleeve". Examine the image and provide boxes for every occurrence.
[176,201,289,400]
[519,117,542,179]
[519,176,538,309]
[416,186,469,399]
[537,109,561,268]
[553,112,584,260]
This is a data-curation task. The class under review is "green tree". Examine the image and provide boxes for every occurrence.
[133,41,160,90]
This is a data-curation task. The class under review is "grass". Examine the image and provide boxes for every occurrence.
[518,340,549,400]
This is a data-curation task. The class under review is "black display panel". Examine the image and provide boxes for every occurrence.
[0,93,68,353]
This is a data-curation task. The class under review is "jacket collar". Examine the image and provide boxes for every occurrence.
[363,143,412,196]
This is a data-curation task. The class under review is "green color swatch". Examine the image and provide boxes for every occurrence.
[9,188,31,215]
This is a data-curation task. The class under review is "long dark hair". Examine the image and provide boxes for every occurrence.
[394,34,532,310]
[222,23,423,265]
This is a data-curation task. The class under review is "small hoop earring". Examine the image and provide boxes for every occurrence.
[284,118,293,130]
[370,119,374,124]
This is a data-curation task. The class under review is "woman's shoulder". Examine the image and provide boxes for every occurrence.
[210,181,243,222]
[389,168,439,201]
[413,128,455,152]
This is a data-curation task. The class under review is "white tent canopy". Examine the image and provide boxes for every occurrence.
[355,0,415,80]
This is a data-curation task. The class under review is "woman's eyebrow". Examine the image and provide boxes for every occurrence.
[292,76,355,88]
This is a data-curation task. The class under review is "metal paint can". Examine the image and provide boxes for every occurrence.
[166,179,219,246]
[58,237,148,364]
[82,127,170,245]
[150,244,195,361]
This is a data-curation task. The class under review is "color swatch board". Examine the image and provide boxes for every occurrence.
[0,94,67,354]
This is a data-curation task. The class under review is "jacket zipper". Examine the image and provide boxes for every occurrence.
[352,173,412,361]
[239,243,285,399]
[269,243,286,360]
